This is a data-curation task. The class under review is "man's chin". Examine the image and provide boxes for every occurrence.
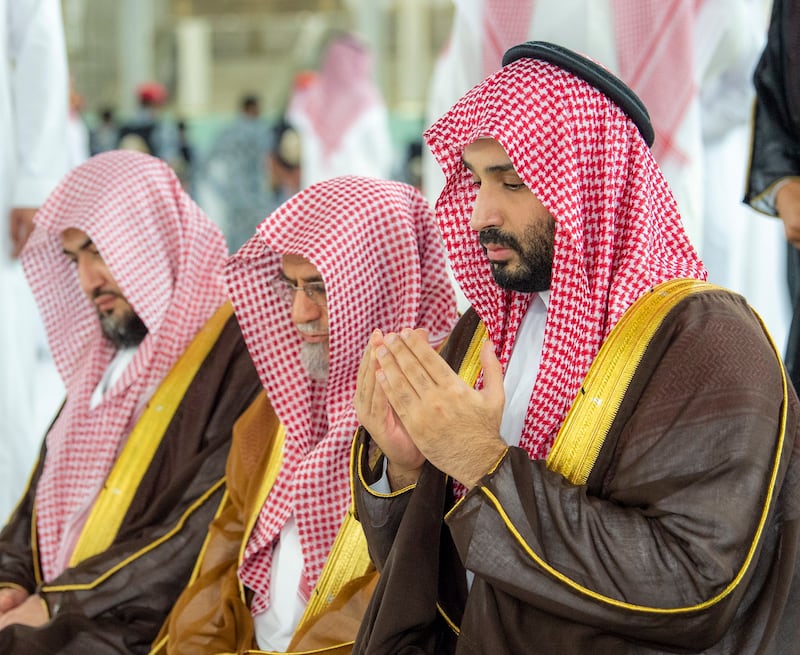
[491,266,550,294]
[99,311,148,348]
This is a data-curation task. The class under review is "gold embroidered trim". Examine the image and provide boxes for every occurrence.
[187,487,230,587]
[437,601,461,636]
[240,644,355,654]
[43,477,225,593]
[459,320,488,388]
[295,507,372,631]
[478,280,789,614]
[69,303,234,566]
[237,423,287,604]
[546,279,716,484]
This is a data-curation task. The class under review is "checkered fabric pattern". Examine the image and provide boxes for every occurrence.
[291,34,383,159]
[224,175,458,614]
[424,56,706,460]
[482,0,535,78]
[611,0,699,164]
[21,150,228,581]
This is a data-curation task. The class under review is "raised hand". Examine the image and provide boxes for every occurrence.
[373,328,507,489]
[355,329,426,489]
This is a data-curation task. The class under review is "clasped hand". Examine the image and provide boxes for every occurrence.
[0,587,47,630]
[354,328,507,490]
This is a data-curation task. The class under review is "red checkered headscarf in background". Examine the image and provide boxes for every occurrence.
[424,55,706,460]
[611,0,700,165]
[21,150,228,581]
[225,175,457,614]
[481,0,534,77]
[289,33,383,160]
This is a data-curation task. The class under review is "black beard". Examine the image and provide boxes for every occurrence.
[480,218,555,293]
[99,310,148,348]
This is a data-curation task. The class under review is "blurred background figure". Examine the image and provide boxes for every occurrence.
[67,75,90,168]
[267,116,302,209]
[288,32,395,187]
[744,0,800,391]
[403,140,424,191]
[1,0,70,521]
[173,118,196,195]
[89,107,119,155]
[118,81,178,161]
[700,0,790,354]
[202,93,273,251]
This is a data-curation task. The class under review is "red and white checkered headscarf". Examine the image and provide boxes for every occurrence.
[289,33,383,159]
[225,175,457,613]
[425,55,706,460]
[21,150,228,581]
[481,0,535,78]
[611,0,700,165]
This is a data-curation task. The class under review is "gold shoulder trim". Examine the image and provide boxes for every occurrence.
[69,303,234,566]
[479,280,790,615]
[547,279,717,485]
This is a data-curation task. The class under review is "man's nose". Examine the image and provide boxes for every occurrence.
[77,256,105,296]
[469,188,502,232]
[291,289,321,324]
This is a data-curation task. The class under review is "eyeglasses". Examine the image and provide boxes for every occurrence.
[269,276,327,308]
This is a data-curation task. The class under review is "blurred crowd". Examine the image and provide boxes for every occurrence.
[0,1,798,651]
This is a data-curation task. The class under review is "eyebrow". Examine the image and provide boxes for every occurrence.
[62,238,95,257]
[278,269,324,285]
[461,156,516,175]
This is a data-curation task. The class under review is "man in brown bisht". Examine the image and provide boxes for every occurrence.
[353,42,800,654]
[153,175,457,653]
[0,151,261,653]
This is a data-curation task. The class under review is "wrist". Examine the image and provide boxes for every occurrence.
[386,461,423,491]
[460,441,508,490]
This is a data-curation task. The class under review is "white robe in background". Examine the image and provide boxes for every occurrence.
[289,103,395,189]
[0,0,70,521]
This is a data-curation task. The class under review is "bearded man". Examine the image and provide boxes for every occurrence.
[153,175,457,653]
[353,42,800,654]
[0,151,261,653]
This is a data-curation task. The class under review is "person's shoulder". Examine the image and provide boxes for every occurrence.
[658,286,783,385]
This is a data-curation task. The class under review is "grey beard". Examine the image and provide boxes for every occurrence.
[99,310,148,349]
[300,341,329,382]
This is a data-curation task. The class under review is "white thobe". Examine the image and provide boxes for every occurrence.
[0,0,70,521]
[289,103,395,189]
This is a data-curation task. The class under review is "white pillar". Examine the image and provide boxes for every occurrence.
[346,0,388,94]
[175,18,211,118]
[396,0,428,112]
[117,0,156,116]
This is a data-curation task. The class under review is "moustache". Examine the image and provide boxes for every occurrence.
[296,321,327,335]
[479,228,521,252]
[92,288,122,300]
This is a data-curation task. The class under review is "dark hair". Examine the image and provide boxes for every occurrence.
[241,94,260,112]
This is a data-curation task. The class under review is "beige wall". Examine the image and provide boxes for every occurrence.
[63,0,454,123]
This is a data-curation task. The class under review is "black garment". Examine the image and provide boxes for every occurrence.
[0,313,261,654]
[744,0,800,391]
[354,293,800,654]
